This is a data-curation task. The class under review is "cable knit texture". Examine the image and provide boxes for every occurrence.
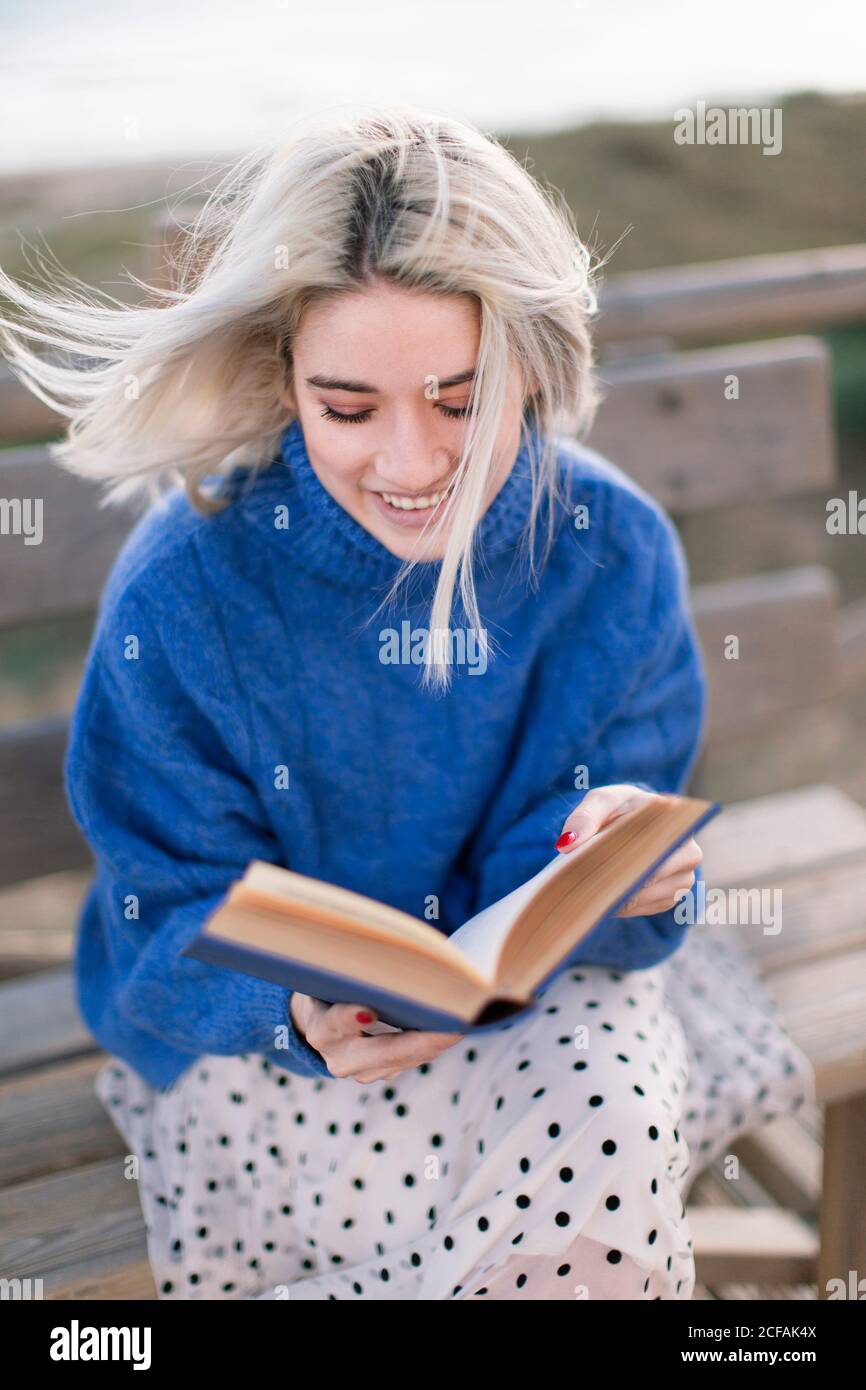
[65,416,707,1089]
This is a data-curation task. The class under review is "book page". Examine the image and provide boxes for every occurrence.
[448,852,576,977]
[239,860,463,957]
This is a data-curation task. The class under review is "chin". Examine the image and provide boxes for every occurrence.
[380,531,447,563]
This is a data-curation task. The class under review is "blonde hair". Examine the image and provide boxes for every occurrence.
[0,102,603,689]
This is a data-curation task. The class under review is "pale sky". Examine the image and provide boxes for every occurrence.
[0,0,863,172]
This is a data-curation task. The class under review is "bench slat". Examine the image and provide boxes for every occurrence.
[596,242,866,344]
[693,566,840,744]
[712,860,866,977]
[839,596,866,696]
[0,964,94,1078]
[0,720,92,889]
[732,1119,823,1217]
[690,1206,818,1286]
[590,337,835,512]
[0,446,134,627]
[698,783,866,886]
[0,1157,151,1297]
[818,1094,866,1293]
[692,704,847,804]
[0,1055,122,1188]
[768,951,866,1104]
[51,1259,157,1301]
[0,366,64,445]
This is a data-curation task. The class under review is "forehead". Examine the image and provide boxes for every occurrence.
[297,283,480,381]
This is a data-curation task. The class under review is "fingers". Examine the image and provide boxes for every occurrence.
[556,784,654,853]
[328,1028,463,1083]
[654,837,703,877]
[295,998,465,1084]
[304,1000,380,1052]
[621,836,703,906]
[347,1028,462,1071]
[620,870,698,916]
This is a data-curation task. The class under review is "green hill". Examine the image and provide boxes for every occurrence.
[501,90,866,273]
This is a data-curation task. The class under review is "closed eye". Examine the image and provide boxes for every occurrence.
[320,405,370,424]
[319,402,470,425]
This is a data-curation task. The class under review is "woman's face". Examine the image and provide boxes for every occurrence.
[286,280,526,561]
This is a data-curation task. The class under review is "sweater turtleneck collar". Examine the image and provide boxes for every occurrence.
[247,414,543,590]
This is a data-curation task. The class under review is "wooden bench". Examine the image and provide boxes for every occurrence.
[1,241,866,1298]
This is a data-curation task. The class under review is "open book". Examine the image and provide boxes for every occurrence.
[182,793,719,1034]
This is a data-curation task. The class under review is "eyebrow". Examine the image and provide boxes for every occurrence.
[305,368,476,393]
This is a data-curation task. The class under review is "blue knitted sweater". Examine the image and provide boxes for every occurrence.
[64,417,707,1090]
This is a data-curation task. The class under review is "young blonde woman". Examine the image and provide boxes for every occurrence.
[0,104,814,1301]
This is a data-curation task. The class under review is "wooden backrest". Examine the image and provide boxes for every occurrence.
[589,335,842,801]
[0,243,862,887]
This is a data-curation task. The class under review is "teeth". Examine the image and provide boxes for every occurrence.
[381,487,450,511]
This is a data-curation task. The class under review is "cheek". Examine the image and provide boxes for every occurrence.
[299,412,366,489]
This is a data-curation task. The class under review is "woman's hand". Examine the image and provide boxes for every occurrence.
[555,783,702,916]
[290,992,463,1083]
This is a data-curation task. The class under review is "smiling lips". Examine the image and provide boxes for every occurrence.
[379,485,453,511]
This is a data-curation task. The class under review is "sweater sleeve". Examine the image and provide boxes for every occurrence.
[467,511,708,972]
[64,577,333,1079]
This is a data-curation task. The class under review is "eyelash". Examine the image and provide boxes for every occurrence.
[319,403,469,425]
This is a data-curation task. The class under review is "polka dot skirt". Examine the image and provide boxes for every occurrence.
[95,925,815,1300]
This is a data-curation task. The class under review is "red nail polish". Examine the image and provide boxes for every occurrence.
[356,1011,374,1024]
[555,830,576,849]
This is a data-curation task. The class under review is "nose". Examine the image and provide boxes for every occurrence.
[373,433,456,496]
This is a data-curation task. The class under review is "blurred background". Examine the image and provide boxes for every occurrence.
[1,0,866,1302]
